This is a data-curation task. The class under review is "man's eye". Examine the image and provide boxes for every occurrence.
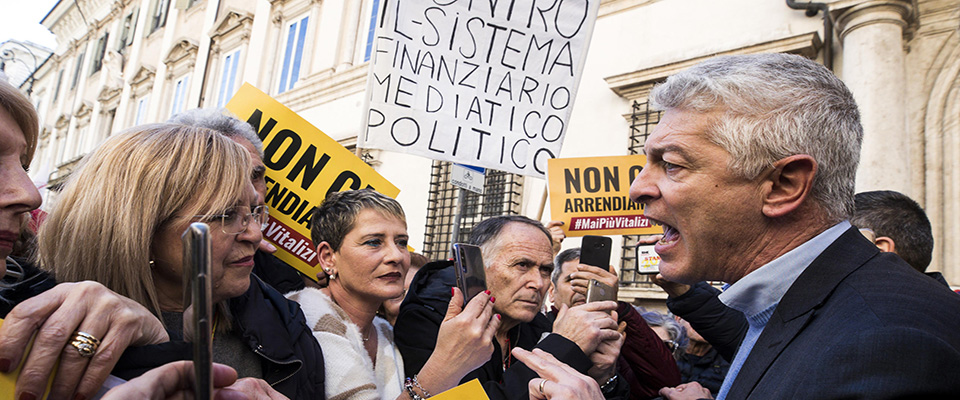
[662,161,681,171]
[397,239,409,247]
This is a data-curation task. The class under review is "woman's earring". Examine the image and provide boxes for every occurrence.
[325,268,337,280]
[149,260,155,268]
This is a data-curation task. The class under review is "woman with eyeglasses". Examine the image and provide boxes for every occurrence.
[37,123,325,399]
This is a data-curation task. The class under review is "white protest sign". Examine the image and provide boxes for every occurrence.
[360,0,600,178]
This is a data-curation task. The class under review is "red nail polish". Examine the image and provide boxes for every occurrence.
[490,296,496,303]
[451,287,455,296]
[73,394,87,400]
[19,392,37,400]
[0,358,10,373]
[496,314,501,320]
[484,290,491,295]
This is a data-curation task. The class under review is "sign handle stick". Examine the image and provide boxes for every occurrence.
[450,188,467,259]
[536,185,548,221]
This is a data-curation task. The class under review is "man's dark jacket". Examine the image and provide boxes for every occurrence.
[395,260,629,400]
[546,301,680,400]
[676,346,729,396]
[113,274,326,399]
[672,227,960,399]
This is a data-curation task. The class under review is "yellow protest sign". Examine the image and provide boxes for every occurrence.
[432,379,490,400]
[547,155,662,237]
[0,319,56,399]
[227,83,400,281]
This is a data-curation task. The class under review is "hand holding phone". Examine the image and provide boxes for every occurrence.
[585,279,617,304]
[453,243,487,304]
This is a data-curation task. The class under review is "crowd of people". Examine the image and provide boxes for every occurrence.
[1,52,959,400]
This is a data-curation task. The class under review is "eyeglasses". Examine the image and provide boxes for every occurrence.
[195,205,269,235]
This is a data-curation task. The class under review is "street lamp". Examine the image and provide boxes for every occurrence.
[0,41,41,95]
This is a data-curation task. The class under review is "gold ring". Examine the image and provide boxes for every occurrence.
[538,379,547,395]
[69,331,100,358]
[75,331,101,346]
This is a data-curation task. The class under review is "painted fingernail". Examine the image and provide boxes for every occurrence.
[484,290,491,295]
[0,358,10,373]
[496,314,501,320]
[490,296,496,303]
[451,287,455,296]
[19,392,37,400]
[73,394,87,400]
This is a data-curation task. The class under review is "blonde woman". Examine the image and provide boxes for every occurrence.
[0,78,168,400]
[38,124,324,398]
[286,189,501,400]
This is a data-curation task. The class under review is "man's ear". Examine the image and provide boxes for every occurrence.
[875,236,896,253]
[547,283,556,303]
[317,242,337,269]
[761,154,817,218]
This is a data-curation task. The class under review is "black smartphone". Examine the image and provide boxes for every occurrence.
[635,243,660,274]
[580,235,612,269]
[452,243,487,303]
[182,222,213,400]
[586,279,617,303]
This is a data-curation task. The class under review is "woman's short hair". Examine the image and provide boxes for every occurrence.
[310,189,405,251]
[0,79,39,163]
[38,123,251,317]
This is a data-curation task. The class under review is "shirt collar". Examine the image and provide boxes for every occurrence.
[719,221,851,319]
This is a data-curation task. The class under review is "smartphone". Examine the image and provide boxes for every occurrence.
[635,244,661,274]
[586,279,617,303]
[581,235,612,269]
[452,243,487,303]
[182,222,213,400]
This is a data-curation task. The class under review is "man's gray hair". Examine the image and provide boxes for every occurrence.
[168,108,263,157]
[650,53,862,221]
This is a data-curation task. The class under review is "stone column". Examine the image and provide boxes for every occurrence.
[836,0,914,194]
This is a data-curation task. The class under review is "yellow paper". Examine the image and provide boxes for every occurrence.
[547,155,662,237]
[0,318,57,399]
[226,83,400,281]
[432,379,490,400]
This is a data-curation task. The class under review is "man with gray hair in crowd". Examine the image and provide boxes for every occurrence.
[630,53,960,399]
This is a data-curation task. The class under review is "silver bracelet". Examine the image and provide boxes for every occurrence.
[412,374,433,398]
[405,378,424,400]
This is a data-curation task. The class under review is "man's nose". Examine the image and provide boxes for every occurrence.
[629,165,660,205]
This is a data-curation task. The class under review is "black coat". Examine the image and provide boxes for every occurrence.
[395,260,629,400]
[0,257,56,318]
[113,274,326,399]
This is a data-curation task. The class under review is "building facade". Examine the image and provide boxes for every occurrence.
[25,0,960,301]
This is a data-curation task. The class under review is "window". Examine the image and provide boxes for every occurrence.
[618,99,661,286]
[363,0,381,62]
[91,33,109,74]
[217,49,241,108]
[71,52,85,90]
[134,95,149,125]
[151,0,170,33]
[170,75,190,117]
[52,69,64,101]
[278,15,309,94]
[421,161,523,260]
[119,9,139,51]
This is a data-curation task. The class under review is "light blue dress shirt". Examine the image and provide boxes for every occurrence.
[714,221,851,400]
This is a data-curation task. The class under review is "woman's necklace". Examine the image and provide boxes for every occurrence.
[362,324,373,342]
